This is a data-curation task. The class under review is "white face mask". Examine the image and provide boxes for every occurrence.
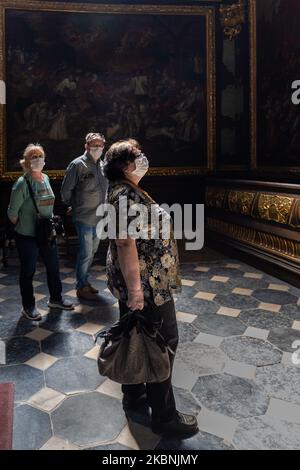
[89,147,103,161]
[30,156,45,171]
[131,154,149,178]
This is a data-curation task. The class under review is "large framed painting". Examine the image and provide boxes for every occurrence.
[249,0,300,173]
[0,1,215,180]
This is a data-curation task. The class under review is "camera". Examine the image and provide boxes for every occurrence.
[52,215,66,239]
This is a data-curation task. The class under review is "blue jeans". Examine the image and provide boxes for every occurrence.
[15,233,62,309]
[75,222,100,289]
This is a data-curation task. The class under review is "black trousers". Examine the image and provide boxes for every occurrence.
[15,233,62,309]
[119,298,179,423]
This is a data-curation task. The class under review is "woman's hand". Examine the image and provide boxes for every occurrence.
[9,216,18,225]
[127,288,144,311]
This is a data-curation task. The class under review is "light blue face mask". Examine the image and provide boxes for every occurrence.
[132,154,149,177]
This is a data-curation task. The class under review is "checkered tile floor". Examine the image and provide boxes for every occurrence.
[1,247,300,450]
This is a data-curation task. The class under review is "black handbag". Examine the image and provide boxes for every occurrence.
[95,309,174,385]
[25,177,58,246]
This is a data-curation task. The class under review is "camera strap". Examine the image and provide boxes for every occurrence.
[24,176,41,218]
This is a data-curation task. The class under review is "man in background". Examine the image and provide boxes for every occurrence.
[61,132,108,300]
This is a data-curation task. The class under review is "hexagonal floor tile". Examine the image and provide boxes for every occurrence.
[214,294,259,310]
[41,331,93,358]
[184,270,210,280]
[192,374,269,418]
[255,364,300,406]
[178,285,198,299]
[0,301,22,319]
[5,337,40,365]
[193,314,246,337]
[227,277,269,290]
[51,392,126,446]
[176,342,226,375]
[193,279,234,295]
[280,304,300,319]
[239,309,293,330]
[0,364,44,402]
[177,322,202,343]
[209,267,243,278]
[220,336,282,366]
[174,298,220,316]
[39,310,87,333]
[0,316,37,339]
[45,356,105,394]
[157,429,234,450]
[116,422,160,450]
[252,289,297,305]
[86,306,119,325]
[86,443,132,450]
[267,327,300,352]
[13,404,52,450]
[232,415,300,449]
[173,386,201,417]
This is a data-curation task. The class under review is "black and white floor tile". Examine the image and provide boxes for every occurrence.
[1,248,300,450]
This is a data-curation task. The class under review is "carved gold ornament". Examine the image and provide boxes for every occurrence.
[206,187,226,209]
[228,191,255,216]
[207,217,300,262]
[257,194,294,225]
[220,0,246,40]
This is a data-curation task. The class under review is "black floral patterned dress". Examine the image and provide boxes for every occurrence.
[106,180,181,307]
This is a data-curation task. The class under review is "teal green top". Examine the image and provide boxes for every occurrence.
[7,173,55,237]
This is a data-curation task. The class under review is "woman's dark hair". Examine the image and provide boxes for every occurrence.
[103,141,137,181]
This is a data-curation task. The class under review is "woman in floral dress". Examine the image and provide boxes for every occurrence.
[103,140,198,437]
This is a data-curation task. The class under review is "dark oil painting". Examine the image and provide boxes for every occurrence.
[5,7,209,174]
[256,0,300,167]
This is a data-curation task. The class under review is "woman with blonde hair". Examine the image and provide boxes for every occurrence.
[7,143,74,320]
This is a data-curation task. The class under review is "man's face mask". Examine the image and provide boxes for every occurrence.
[30,156,45,171]
[131,153,149,178]
[89,146,103,160]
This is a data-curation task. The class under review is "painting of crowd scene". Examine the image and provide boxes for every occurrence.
[5,8,208,173]
[256,0,300,167]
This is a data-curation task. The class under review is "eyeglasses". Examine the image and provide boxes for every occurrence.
[89,144,104,148]
[31,154,44,159]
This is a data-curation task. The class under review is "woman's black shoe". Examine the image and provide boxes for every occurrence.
[21,307,42,321]
[151,411,198,436]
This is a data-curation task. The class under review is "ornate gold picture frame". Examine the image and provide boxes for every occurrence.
[0,1,216,180]
[249,0,300,174]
